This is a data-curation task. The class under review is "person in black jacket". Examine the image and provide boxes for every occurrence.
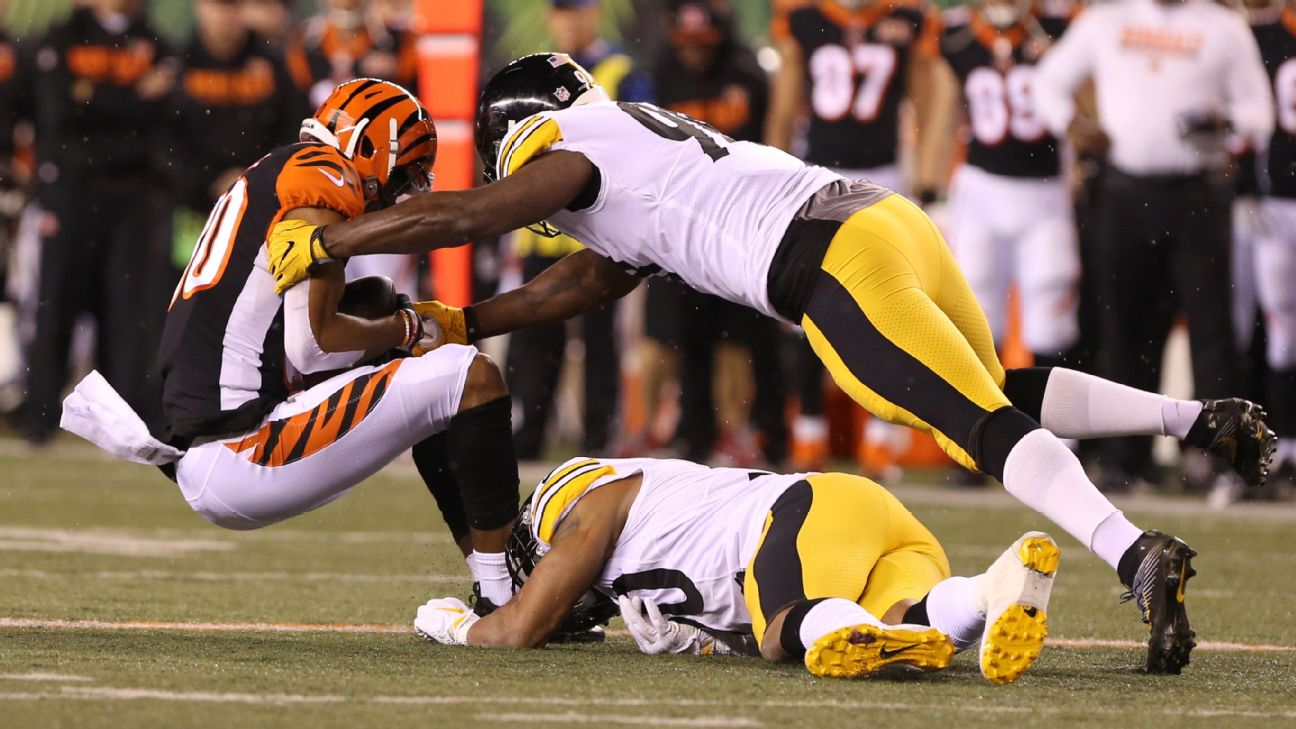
[643,0,788,466]
[165,0,308,271]
[21,0,176,444]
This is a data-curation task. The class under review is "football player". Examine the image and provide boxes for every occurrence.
[61,80,521,610]
[1236,0,1296,496]
[939,0,1079,368]
[413,455,1060,685]
[266,55,1277,673]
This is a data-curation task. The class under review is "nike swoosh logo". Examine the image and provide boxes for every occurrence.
[878,643,918,659]
[1175,562,1187,604]
[318,169,345,187]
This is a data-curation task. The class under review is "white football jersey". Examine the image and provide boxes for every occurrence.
[495,101,842,320]
[527,457,810,634]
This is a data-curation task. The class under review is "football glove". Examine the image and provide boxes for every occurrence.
[618,595,715,656]
[414,596,479,646]
[410,300,468,354]
[267,220,335,295]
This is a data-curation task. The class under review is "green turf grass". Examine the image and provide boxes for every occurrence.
[1,440,1294,728]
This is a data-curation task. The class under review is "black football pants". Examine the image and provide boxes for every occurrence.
[1094,169,1237,479]
[506,254,619,457]
[22,180,174,441]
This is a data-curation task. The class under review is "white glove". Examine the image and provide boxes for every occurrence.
[414,597,479,646]
[617,595,712,655]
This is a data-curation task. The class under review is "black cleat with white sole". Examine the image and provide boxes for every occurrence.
[1118,531,1198,675]
[1185,399,1276,489]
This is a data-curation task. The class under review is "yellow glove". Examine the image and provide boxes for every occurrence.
[267,220,335,295]
[410,300,469,355]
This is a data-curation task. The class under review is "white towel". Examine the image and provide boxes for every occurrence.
[60,370,185,465]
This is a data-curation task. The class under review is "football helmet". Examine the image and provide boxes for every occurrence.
[474,52,607,183]
[505,493,618,634]
[301,78,437,210]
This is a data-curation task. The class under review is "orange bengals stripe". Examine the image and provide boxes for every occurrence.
[225,360,404,468]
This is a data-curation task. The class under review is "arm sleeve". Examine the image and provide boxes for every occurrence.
[282,279,368,374]
[1223,15,1275,146]
[1031,9,1099,137]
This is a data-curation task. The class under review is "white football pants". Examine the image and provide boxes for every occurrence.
[947,165,1079,356]
[176,344,478,529]
[1257,197,1296,370]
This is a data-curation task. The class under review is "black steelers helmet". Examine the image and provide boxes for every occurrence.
[475,52,603,183]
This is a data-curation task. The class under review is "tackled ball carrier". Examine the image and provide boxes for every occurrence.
[267,55,1277,674]
[62,80,522,609]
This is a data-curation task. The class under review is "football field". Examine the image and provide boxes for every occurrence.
[1,439,1294,729]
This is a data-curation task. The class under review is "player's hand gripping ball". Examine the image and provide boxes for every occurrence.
[267,220,335,295]
[414,597,479,646]
[409,300,468,354]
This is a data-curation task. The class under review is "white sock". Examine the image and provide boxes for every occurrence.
[1002,429,1138,569]
[1161,399,1204,440]
[1039,368,1199,439]
[923,576,984,650]
[1090,512,1144,572]
[798,597,885,652]
[468,550,513,606]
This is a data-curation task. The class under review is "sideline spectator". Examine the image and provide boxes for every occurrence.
[21,0,177,444]
[1033,0,1274,492]
[644,0,787,466]
[504,0,652,459]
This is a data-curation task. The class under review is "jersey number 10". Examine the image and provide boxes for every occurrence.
[618,102,734,162]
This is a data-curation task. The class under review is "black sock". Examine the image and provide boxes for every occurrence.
[410,433,470,544]
[969,407,1040,482]
[1117,531,1155,587]
[1002,367,1054,424]
[902,597,931,626]
[779,598,828,659]
[446,396,520,531]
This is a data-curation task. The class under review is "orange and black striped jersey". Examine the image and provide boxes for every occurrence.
[773,0,941,169]
[157,142,365,442]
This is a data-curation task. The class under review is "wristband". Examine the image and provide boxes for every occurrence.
[309,226,334,267]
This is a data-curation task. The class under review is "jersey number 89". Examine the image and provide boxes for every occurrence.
[965,66,1046,146]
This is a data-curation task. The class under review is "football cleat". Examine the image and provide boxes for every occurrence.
[1119,531,1197,675]
[975,532,1060,685]
[1185,398,1276,489]
[804,624,954,679]
[469,582,499,618]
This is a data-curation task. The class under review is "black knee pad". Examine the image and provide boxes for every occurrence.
[969,407,1041,482]
[448,396,520,531]
[1001,367,1054,424]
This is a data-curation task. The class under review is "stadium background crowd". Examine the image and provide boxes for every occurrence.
[0,0,1291,505]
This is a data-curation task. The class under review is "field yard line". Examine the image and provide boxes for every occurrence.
[475,711,761,727]
[0,618,408,634]
[0,686,1293,720]
[3,617,1294,653]
[0,568,466,584]
[0,673,92,682]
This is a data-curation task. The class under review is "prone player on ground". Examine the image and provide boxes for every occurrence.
[412,455,1061,686]
[60,80,521,610]
[265,55,1276,673]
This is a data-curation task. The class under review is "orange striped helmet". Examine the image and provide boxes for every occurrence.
[300,78,438,209]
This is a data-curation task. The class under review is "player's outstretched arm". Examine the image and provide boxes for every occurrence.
[470,249,640,340]
[415,478,636,649]
[326,151,595,258]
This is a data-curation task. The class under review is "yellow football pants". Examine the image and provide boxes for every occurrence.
[743,472,951,644]
[800,194,1011,471]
